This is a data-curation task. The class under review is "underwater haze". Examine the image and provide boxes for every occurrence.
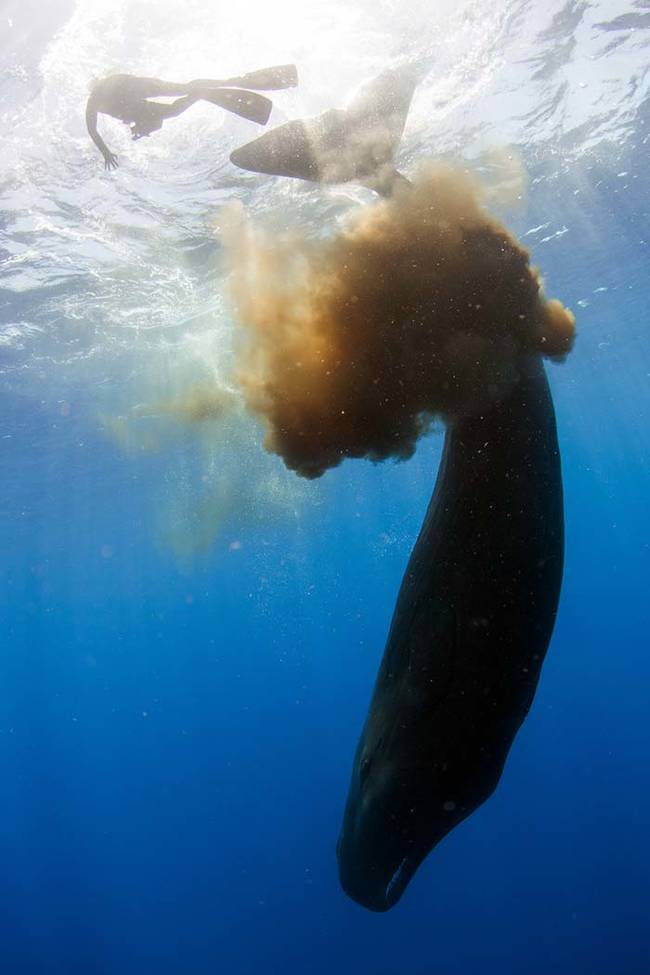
[1,0,649,972]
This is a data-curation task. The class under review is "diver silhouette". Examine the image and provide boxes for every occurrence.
[86,64,298,170]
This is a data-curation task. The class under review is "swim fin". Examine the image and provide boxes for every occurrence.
[218,64,298,91]
[200,87,273,125]
[191,64,298,92]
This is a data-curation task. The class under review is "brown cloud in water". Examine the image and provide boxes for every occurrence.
[131,384,238,424]
[222,163,575,479]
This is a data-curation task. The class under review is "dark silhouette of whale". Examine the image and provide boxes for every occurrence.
[230,62,426,196]
[337,355,564,911]
[227,74,568,909]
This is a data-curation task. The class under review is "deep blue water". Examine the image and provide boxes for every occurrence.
[2,1,650,972]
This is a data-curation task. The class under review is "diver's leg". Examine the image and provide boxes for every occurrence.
[132,77,195,98]
[154,94,199,120]
[189,64,298,91]
[196,88,272,125]
[131,87,270,139]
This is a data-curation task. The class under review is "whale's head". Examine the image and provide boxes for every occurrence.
[337,743,418,911]
[336,672,495,911]
[335,692,473,913]
[336,725,442,911]
[336,606,464,911]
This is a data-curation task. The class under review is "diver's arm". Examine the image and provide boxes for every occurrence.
[85,100,119,170]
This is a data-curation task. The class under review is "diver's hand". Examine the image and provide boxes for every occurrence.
[103,151,119,171]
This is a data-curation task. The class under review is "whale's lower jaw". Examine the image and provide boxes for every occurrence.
[337,845,418,913]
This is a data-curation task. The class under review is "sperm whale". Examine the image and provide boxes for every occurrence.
[336,354,564,911]
[219,155,573,911]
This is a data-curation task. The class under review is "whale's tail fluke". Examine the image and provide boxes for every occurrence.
[229,62,424,191]
[230,117,319,179]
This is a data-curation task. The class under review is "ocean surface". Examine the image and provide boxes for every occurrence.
[1,0,649,972]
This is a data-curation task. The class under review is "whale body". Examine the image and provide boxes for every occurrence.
[337,355,564,911]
